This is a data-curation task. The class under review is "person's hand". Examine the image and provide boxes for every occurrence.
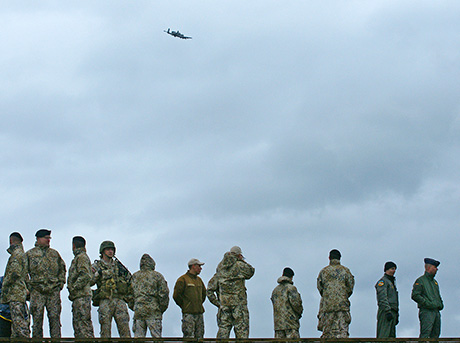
[386,312,394,321]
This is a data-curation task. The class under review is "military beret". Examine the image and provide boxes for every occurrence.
[384,261,397,271]
[424,258,440,267]
[35,229,51,238]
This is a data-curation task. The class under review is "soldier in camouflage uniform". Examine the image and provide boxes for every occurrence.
[207,246,255,339]
[271,267,303,338]
[131,254,169,338]
[0,276,12,337]
[67,236,94,338]
[206,274,222,329]
[173,258,206,338]
[1,232,30,338]
[411,258,443,338]
[317,249,354,338]
[375,261,399,338]
[92,240,133,338]
[26,229,66,338]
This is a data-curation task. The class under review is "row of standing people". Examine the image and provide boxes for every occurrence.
[0,230,443,339]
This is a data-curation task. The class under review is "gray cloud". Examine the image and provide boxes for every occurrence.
[1,0,460,338]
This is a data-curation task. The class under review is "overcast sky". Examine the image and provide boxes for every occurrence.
[1,0,460,338]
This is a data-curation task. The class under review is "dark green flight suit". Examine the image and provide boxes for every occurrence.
[375,274,398,338]
[411,272,443,338]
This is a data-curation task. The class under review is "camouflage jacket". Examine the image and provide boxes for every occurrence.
[26,244,66,294]
[317,259,354,313]
[0,277,11,320]
[208,252,255,307]
[132,254,169,320]
[92,257,132,301]
[375,274,398,313]
[67,247,92,301]
[271,276,303,331]
[206,274,220,307]
[1,244,28,304]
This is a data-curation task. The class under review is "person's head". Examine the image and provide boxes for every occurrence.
[35,229,51,247]
[99,241,116,259]
[329,249,341,261]
[384,261,397,276]
[72,236,86,250]
[424,258,440,276]
[230,246,244,259]
[188,258,204,275]
[9,232,23,245]
[282,267,295,279]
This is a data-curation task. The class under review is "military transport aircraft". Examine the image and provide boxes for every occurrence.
[164,28,192,39]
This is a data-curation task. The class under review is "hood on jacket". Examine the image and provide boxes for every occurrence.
[217,251,238,271]
[140,253,156,270]
[277,276,293,284]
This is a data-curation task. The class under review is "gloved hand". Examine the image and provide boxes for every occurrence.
[386,312,394,321]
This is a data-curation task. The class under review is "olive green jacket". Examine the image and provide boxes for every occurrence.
[173,271,206,314]
[411,272,443,311]
[375,274,398,314]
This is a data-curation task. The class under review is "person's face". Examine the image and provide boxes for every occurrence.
[37,235,51,247]
[103,247,115,259]
[190,264,202,275]
[426,264,438,276]
[385,267,396,277]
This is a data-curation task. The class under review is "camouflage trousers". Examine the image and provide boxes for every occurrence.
[318,311,351,338]
[98,298,131,338]
[30,289,62,338]
[10,301,30,338]
[217,304,249,339]
[133,318,162,338]
[72,296,94,338]
[182,313,204,338]
[275,329,300,338]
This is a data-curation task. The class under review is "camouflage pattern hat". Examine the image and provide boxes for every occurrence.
[99,240,116,254]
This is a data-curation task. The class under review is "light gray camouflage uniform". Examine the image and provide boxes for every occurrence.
[131,254,169,338]
[206,274,222,328]
[26,244,66,338]
[317,259,355,338]
[1,243,30,338]
[207,252,255,338]
[92,258,133,337]
[67,247,94,338]
[271,275,303,338]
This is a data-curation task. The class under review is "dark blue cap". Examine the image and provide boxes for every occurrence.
[424,258,440,267]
